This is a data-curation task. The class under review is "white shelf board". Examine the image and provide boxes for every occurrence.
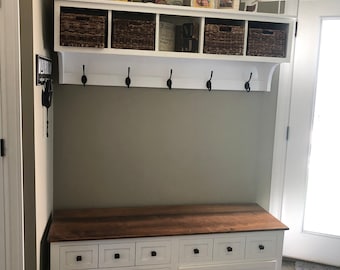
[56,0,296,22]
[58,52,278,91]
[55,46,290,64]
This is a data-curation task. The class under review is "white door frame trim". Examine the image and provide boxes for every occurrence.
[0,0,24,269]
[269,62,294,219]
[269,0,299,219]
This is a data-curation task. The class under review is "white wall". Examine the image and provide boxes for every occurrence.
[20,0,53,269]
[32,0,54,268]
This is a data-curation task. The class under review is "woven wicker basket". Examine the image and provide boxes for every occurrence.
[247,27,287,57]
[204,24,244,55]
[112,12,155,50]
[60,8,107,48]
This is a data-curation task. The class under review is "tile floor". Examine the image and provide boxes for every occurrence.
[282,258,340,270]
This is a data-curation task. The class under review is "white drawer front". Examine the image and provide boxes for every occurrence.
[99,242,135,268]
[60,245,98,270]
[213,237,245,261]
[136,240,172,265]
[179,238,213,264]
[178,261,277,270]
[245,233,277,260]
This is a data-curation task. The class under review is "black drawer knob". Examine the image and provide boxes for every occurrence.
[259,244,265,250]
[193,248,200,254]
[151,251,157,257]
[227,246,233,252]
[76,255,82,262]
[114,253,120,259]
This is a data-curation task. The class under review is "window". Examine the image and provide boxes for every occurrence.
[303,18,340,238]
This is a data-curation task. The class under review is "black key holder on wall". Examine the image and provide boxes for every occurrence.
[36,55,53,137]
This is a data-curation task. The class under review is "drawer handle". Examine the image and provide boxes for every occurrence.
[114,253,120,259]
[193,248,200,254]
[76,255,82,262]
[227,246,233,252]
[151,251,157,257]
[259,244,265,250]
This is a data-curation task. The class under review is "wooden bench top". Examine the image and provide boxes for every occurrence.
[48,203,288,242]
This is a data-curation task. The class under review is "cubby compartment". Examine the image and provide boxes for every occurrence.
[159,15,201,53]
[60,7,108,48]
[112,11,156,50]
[246,21,288,58]
[204,18,245,55]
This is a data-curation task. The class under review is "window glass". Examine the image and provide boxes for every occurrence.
[304,18,340,237]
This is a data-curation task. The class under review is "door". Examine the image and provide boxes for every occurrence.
[0,3,7,270]
[280,0,340,266]
[0,156,4,270]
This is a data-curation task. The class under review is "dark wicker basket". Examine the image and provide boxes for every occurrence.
[60,8,107,48]
[247,27,287,57]
[112,12,155,50]
[204,24,244,55]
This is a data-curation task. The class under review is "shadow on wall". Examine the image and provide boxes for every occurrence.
[40,215,52,270]
[42,0,53,52]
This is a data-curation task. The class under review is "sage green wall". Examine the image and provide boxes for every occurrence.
[53,71,278,209]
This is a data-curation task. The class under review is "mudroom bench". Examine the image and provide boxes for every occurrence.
[48,203,288,270]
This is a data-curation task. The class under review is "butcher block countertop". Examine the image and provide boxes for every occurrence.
[48,203,288,242]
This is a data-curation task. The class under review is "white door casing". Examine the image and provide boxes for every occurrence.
[270,0,300,220]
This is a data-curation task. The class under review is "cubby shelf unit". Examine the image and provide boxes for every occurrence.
[54,0,296,91]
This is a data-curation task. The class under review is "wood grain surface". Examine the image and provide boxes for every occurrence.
[48,203,288,242]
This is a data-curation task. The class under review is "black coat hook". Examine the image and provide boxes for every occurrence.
[81,65,87,87]
[206,70,213,91]
[244,72,253,92]
[42,79,53,109]
[42,79,53,137]
[167,69,173,90]
[125,67,131,88]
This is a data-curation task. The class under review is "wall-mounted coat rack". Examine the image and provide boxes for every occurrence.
[57,52,279,92]
[53,0,296,92]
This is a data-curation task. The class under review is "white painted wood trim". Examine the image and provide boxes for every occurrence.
[0,0,24,270]
[269,24,298,219]
[269,62,294,219]
[57,52,279,92]
[269,0,299,218]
